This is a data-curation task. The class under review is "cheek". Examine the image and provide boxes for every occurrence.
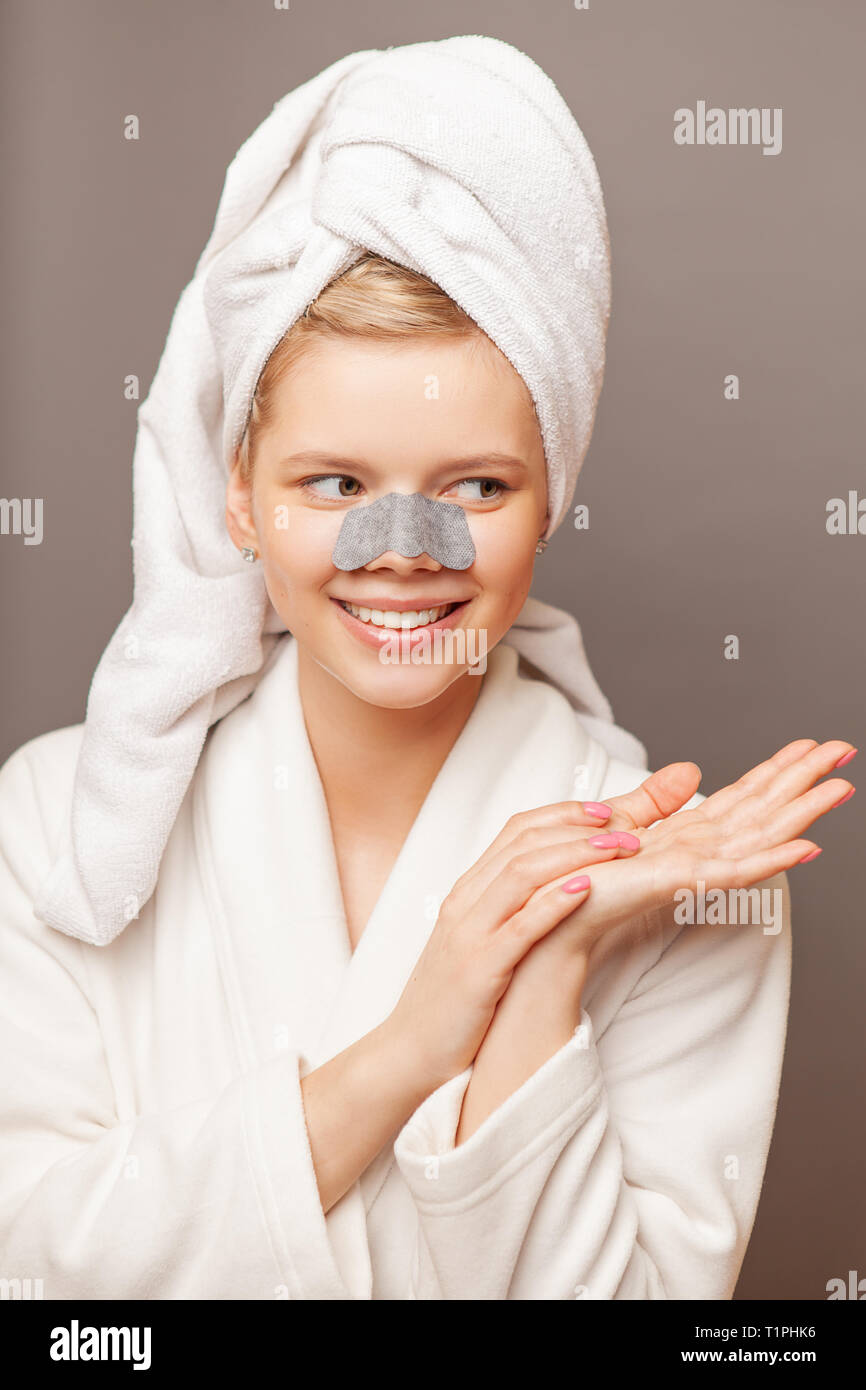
[470,509,537,587]
[260,504,344,589]
[468,512,537,629]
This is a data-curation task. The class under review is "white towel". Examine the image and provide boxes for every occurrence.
[33,34,646,947]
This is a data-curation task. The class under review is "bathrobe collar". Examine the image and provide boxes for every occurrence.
[191,631,609,1295]
[193,632,606,1064]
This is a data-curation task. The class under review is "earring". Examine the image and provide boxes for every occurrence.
[241,546,258,563]
[535,539,548,555]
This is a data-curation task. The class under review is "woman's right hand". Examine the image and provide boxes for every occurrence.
[387,792,673,1092]
[388,739,856,1095]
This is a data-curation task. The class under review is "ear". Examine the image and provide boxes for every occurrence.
[225,454,259,553]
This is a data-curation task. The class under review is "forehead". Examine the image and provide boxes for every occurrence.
[265,334,543,462]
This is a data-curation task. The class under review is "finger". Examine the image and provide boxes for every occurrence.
[466,836,639,932]
[601,763,703,832]
[447,800,614,900]
[506,849,673,951]
[696,739,819,820]
[756,741,856,815]
[709,838,820,889]
[562,832,812,936]
[456,822,640,901]
[495,877,593,974]
[700,739,847,821]
[733,778,854,854]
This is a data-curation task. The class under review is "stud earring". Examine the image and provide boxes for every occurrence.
[241,547,258,563]
[535,538,548,555]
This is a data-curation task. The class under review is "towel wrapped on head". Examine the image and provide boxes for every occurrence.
[33,34,646,947]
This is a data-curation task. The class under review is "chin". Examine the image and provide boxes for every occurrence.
[334,658,474,710]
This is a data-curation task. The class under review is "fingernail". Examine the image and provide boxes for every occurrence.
[562,874,591,894]
[584,802,612,819]
[832,787,855,808]
[799,848,822,863]
[588,832,640,850]
[835,749,858,768]
[615,831,641,850]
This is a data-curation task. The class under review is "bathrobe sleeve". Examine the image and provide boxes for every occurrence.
[393,876,792,1300]
[0,740,351,1300]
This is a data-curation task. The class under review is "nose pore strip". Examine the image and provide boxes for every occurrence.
[331,492,476,571]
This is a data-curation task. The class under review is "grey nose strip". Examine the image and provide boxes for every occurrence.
[331,492,476,571]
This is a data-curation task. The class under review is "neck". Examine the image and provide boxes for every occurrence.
[296,645,485,828]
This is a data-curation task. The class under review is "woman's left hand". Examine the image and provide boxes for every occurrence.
[500,738,854,987]
[455,737,854,1143]
[448,759,703,1142]
[559,737,853,959]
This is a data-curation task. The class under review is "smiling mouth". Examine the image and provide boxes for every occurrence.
[336,600,465,630]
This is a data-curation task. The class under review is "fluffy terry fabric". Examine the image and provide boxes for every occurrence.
[0,639,791,1299]
[32,34,639,948]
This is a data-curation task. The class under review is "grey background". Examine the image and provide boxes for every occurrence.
[1,0,863,1299]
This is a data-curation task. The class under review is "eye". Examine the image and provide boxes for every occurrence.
[448,477,508,501]
[301,474,364,500]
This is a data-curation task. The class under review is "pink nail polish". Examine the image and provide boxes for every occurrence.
[835,749,858,768]
[832,787,855,808]
[562,874,591,894]
[614,831,641,850]
[584,802,612,819]
[798,848,822,863]
[588,832,640,849]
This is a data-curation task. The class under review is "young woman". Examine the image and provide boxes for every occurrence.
[0,37,855,1301]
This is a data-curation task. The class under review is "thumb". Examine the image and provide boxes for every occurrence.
[604,762,702,831]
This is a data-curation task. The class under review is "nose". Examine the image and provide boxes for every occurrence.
[363,550,444,574]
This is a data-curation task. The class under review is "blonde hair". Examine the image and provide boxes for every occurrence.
[235,252,520,481]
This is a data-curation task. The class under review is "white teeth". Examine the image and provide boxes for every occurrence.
[340,601,456,629]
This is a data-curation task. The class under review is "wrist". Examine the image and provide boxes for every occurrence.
[456,953,587,1146]
[519,925,591,985]
[374,1009,447,1111]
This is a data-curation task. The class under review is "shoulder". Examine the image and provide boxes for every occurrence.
[0,722,85,806]
[0,725,94,991]
[0,723,85,880]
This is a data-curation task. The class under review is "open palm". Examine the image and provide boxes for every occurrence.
[560,737,855,953]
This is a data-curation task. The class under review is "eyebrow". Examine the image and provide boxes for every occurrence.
[276,450,529,473]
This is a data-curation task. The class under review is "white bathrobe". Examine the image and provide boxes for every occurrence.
[0,634,791,1300]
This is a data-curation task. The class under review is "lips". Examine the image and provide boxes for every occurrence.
[330,596,470,649]
[331,594,471,610]
[338,600,457,630]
